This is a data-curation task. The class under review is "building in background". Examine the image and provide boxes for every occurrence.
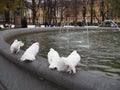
[0,0,118,26]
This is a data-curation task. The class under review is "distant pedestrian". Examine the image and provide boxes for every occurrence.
[21,17,27,28]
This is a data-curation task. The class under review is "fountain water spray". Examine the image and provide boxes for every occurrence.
[85,17,90,49]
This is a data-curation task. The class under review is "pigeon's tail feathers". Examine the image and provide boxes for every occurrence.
[20,54,35,61]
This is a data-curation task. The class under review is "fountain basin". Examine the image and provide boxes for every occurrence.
[0,27,120,90]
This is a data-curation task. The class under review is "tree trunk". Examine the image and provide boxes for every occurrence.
[74,0,77,23]
[32,12,36,25]
[90,0,94,25]
[5,10,10,24]
[32,0,36,25]
[101,0,105,22]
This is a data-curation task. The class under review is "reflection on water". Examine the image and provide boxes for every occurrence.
[9,30,120,80]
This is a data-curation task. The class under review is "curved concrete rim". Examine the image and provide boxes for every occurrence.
[0,27,120,90]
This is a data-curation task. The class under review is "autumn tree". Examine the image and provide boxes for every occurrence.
[24,0,41,25]
[105,0,120,20]
[0,0,19,24]
[58,0,65,24]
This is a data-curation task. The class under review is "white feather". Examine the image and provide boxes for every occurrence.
[62,50,81,74]
[10,39,24,53]
[20,42,39,61]
[47,48,69,71]
[56,58,69,72]
[47,49,81,74]
[47,48,60,69]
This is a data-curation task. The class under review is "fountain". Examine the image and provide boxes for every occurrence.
[84,17,90,49]
[0,27,120,90]
[59,18,90,51]
[7,27,120,80]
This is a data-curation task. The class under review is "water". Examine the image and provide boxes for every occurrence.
[85,17,90,49]
[8,30,120,80]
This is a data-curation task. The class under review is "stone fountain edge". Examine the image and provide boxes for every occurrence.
[0,27,120,90]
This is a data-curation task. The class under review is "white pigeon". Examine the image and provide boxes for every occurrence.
[47,48,60,69]
[20,42,39,61]
[56,58,69,72]
[61,50,81,74]
[10,39,24,53]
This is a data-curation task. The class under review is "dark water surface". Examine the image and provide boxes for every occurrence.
[9,30,120,80]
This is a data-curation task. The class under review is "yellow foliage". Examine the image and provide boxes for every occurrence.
[0,0,19,12]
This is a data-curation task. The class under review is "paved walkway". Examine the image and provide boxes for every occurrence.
[0,80,6,90]
[0,55,65,90]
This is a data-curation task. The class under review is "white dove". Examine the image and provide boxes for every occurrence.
[47,48,60,69]
[20,42,39,61]
[61,50,81,74]
[10,39,24,53]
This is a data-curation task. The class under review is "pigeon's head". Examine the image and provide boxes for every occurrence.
[14,39,18,43]
[73,50,77,53]
[50,48,54,51]
[35,42,39,46]
[19,41,24,47]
